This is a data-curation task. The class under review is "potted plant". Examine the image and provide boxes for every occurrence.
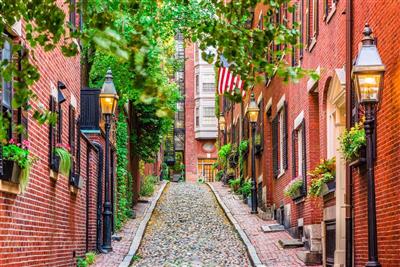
[284,176,304,200]
[339,121,366,166]
[1,139,32,192]
[54,143,72,176]
[308,157,336,197]
[238,180,251,203]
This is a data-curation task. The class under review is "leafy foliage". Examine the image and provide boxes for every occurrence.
[228,178,241,192]
[54,147,72,177]
[308,157,336,197]
[140,175,157,197]
[339,121,366,162]
[238,180,252,197]
[284,176,303,198]
[115,112,130,231]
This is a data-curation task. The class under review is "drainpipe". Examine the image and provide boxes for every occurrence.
[345,0,354,266]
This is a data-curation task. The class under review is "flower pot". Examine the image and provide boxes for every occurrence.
[0,160,21,183]
[291,188,303,200]
[247,196,252,208]
[322,180,336,196]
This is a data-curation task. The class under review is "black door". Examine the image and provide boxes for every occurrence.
[325,220,336,267]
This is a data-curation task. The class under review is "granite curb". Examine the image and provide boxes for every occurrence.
[207,182,266,267]
[119,181,169,267]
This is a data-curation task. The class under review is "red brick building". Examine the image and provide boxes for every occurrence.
[0,3,125,266]
[219,1,400,266]
[185,43,218,183]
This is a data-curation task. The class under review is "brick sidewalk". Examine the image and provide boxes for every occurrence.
[210,182,320,267]
[93,183,163,267]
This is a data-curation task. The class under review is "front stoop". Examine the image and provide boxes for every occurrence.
[278,239,304,248]
[296,251,322,266]
[261,224,285,233]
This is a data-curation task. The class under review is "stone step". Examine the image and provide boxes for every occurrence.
[278,239,304,248]
[260,224,285,233]
[296,251,322,265]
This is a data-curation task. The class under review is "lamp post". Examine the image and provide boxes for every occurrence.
[219,113,226,145]
[352,24,385,267]
[99,69,119,252]
[247,93,260,214]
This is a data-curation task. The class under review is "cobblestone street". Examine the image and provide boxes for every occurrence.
[131,183,251,266]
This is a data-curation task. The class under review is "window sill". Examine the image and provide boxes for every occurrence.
[325,5,337,24]
[277,170,285,179]
[308,37,317,52]
[0,180,20,194]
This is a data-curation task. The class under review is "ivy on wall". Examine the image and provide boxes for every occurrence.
[115,112,129,230]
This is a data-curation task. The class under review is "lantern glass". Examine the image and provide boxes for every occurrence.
[219,115,226,131]
[355,73,382,103]
[100,94,117,115]
[247,93,260,123]
[248,109,258,123]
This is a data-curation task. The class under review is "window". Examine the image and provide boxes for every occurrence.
[272,101,288,177]
[292,3,299,66]
[203,83,215,92]
[306,0,318,51]
[256,99,264,155]
[196,74,199,95]
[291,121,307,194]
[299,0,304,59]
[323,0,337,22]
[203,106,215,125]
[195,107,199,127]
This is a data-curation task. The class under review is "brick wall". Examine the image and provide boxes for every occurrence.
[352,1,400,266]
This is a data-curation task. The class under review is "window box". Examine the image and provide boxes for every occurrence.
[291,188,303,201]
[0,160,21,184]
[349,145,367,168]
[322,180,336,196]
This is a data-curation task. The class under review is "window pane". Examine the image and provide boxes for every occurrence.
[2,40,12,109]
[203,83,215,92]
[203,107,216,125]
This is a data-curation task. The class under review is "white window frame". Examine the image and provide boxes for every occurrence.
[278,110,285,176]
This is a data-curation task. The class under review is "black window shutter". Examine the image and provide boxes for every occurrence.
[292,130,297,178]
[272,115,279,177]
[69,105,75,155]
[282,101,288,170]
[301,121,307,195]
[259,98,264,147]
[300,0,304,59]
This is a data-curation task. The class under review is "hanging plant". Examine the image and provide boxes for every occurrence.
[338,121,366,162]
[54,143,72,177]
[308,157,336,197]
[2,139,33,192]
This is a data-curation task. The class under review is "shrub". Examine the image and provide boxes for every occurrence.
[215,170,224,181]
[77,257,88,267]
[228,178,241,192]
[85,252,96,265]
[140,175,157,197]
[238,180,251,197]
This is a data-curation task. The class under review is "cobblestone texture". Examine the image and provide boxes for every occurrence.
[132,183,251,267]
[210,182,322,267]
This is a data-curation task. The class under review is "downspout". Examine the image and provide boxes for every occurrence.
[85,144,90,252]
[345,0,353,266]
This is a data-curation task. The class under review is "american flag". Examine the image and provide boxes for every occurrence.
[217,56,246,97]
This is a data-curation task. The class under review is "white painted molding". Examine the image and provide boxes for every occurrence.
[257,93,263,104]
[276,95,286,111]
[294,111,304,129]
[70,95,77,108]
[307,65,320,93]
[265,97,272,112]
[50,82,58,100]
[244,104,249,114]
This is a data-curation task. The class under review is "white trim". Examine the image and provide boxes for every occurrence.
[257,93,263,105]
[307,66,320,93]
[294,111,304,130]
[277,95,286,111]
[265,97,272,112]
[244,104,249,114]
[11,21,22,37]
[70,95,77,108]
[50,82,58,100]
[257,174,263,183]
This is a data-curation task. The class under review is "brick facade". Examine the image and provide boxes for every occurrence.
[219,1,400,266]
